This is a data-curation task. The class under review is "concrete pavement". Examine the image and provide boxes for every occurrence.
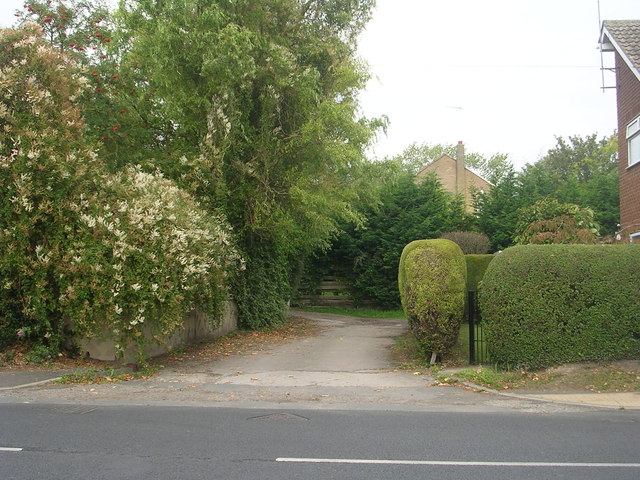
[0,310,638,410]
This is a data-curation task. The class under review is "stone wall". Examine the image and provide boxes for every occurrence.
[80,301,238,362]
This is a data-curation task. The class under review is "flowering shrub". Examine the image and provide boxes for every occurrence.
[0,25,240,359]
[64,166,241,357]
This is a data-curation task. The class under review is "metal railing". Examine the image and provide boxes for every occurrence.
[468,291,488,364]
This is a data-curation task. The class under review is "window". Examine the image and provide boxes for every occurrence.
[627,116,640,167]
[631,231,640,244]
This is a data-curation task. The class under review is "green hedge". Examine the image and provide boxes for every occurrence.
[465,254,494,292]
[399,239,466,358]
[479,244,640,368]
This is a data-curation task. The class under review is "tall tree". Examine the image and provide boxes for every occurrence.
[110,0,383,327]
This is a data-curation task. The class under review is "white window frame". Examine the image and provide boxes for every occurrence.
[627,115,640,168]
[631,231,640,244]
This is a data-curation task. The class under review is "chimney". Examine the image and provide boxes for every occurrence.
[456,141,465,195]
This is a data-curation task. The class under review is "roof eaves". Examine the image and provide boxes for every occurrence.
[600,23,640,82]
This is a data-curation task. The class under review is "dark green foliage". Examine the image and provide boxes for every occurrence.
[474,168,525,252]
[440,231,489,254]
[465,255,494,292]
[479,245,640,368]
[398,239,466,357]
[232,240,291,330]
[475,134,619,250]
[319,173,471,309]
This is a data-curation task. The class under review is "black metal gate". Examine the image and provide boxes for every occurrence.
[468,291,488,364]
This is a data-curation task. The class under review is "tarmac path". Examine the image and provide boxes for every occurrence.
[0,311,635,412]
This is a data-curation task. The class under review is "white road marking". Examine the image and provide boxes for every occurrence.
[276,458,640,468]
[0,447,23,452]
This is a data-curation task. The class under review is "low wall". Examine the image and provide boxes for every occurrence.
[80,301,238,362]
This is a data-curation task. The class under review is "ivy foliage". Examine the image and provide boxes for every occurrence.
[479,245,640,369]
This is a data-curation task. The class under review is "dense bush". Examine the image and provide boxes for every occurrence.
[315,173,471,309]
[440,231,490,254]
[465,255,494,292]
[479,245,640,368]
[399,240,466,360]
[514,198,598,245]
[232,240,291,330]
[0,26,240,359]
[519,215,597,245]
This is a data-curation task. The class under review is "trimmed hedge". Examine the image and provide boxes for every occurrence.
[479,244,640,368]
[399,239,466,358]
[465,254,494,292]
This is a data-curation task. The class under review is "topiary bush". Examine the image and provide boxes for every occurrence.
[440,231,490,254]
[399,239,466,361]
[465,254,494,292]
[479,244,640,368]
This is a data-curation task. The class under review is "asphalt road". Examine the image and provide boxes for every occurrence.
[1,404,639,479]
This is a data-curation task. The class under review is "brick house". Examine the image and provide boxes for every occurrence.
[600,20,640,242]
[415,141,491,212]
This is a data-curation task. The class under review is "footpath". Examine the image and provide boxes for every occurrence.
[0,311,638,411]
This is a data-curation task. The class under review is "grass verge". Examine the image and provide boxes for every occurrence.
[57,365,160,384]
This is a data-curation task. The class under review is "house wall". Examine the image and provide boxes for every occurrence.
[416,155,491,212]
[417,155,458,193]
[616,52,640,237]
[464,170,492,211]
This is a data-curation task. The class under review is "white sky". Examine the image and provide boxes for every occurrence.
[358,0,640,168]
[1,0,639,169]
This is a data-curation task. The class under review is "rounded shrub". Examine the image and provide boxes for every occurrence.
[479,244,640,368]
[399,239,466,360]
[440,231,490,254]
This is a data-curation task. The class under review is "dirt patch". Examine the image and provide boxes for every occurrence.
[539,360,640,393]
[455,360,640,393]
